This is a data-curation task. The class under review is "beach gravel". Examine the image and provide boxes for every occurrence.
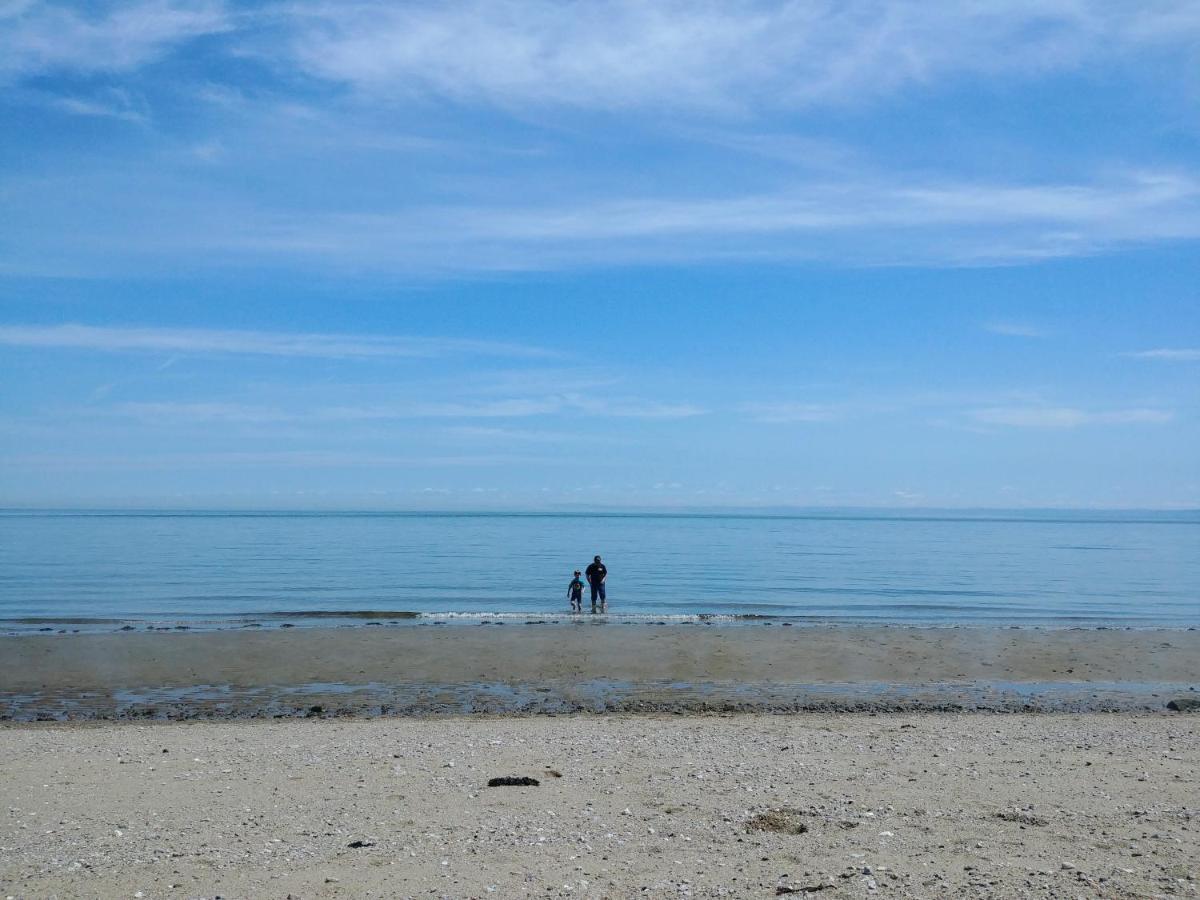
[1,713,1197,898]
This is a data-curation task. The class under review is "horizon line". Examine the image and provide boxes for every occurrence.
[2,504,1197,517]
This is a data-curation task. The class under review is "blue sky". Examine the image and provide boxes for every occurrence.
[1,0,1198,509]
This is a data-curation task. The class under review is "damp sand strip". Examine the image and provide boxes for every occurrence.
[2,625,1197,720]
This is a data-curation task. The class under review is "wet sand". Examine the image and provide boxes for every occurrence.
[1,713,1197,898]
[2,625,1197,720]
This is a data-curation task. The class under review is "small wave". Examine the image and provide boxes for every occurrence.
[260,610,421,619]
[418,611,768,622]
[0,616,131,625]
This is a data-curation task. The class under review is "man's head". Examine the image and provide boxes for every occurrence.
[594,555,601,562]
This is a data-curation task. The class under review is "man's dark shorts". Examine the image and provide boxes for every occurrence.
[590,582,606,604]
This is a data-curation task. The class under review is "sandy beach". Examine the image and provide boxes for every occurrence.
[3,625,1199,720]
[2,712,1197,898]
[3,625,1197,896]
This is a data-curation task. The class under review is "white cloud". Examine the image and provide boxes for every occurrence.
[440,425,599,443]
[280,1,1200,111]
[110,401,294,423]
[405,398,565,419]
[189,140,225,162]
[7,1,1200,114]
[1,3,1198,277]
[0,0,228,82]
[248,171,1200,266]
[971,406,1174,428]
[570,397,707,419]
[0,449,555,469]
[984,321,1047,338]
[47,88,149,124]
[743,402,841,423]
[0,323,556,360]
[1123,348,1200,361]
[100,394,704,423]
[24,168,1184,274]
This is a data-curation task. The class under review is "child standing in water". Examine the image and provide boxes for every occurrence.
[567,570,585,612]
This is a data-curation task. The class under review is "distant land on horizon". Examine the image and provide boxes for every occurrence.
[3,504,1198,520]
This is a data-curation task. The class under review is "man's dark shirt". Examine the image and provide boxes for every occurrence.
[585,562,607,585]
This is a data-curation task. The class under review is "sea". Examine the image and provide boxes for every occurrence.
[0,509,1196,632]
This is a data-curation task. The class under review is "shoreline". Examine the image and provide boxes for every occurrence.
[3,624,1197,721]
[6,613,1198,636]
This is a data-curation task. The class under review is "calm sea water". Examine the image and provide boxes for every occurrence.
[0,510,1196,630]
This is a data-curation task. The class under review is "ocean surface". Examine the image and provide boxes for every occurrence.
[0,510,1197,631]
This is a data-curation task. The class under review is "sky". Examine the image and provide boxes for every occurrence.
[1,0,1198,510]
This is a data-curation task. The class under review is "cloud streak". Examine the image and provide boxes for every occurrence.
[743,402,842,424]
[8,1,1200,115]
[0,450,557,470]
[984,321,1047,338]
[1123,348,1200,361]
[383,171,1194,266]
[106,394,706,423]
[971,406,1174,428]
[12,168,1192,275]
[0,0,228,83]
[47,89,149,124]
[0,323,557,360]
[335,395,707,421]
[3,4,1199,276]
[281,1,1200,112]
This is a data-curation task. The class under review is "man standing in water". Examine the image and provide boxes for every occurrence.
[585,555,608,613]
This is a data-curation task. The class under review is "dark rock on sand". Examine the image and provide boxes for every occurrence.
[346,839,375,848]
[776,883,833,894]
[747,809,809,835]
[995,810,1049,826]
[487,776,540,787]
[1166,697,1200,711]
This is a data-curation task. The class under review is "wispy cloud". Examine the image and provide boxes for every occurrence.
[413,172,1200,251]
[15,168,1190,275]
[1122,348,1200,361]
[971,406,1174,428]
[570,396,707,419]
[258,171,1182,267]
[110,401,295,424]
[0,324,557,360]
[45,88,149,124]
[105,394,705,423]
[984,321,1047,338]
[0,450,557,470]
[0,0,228,83]
[400,399,565,419]
[743,392,1186,430]
[743,402,842,424]
[280,1,1200,112]
[440,425,603,444]
[2,1,1199,278]
[8,1,1200,115]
